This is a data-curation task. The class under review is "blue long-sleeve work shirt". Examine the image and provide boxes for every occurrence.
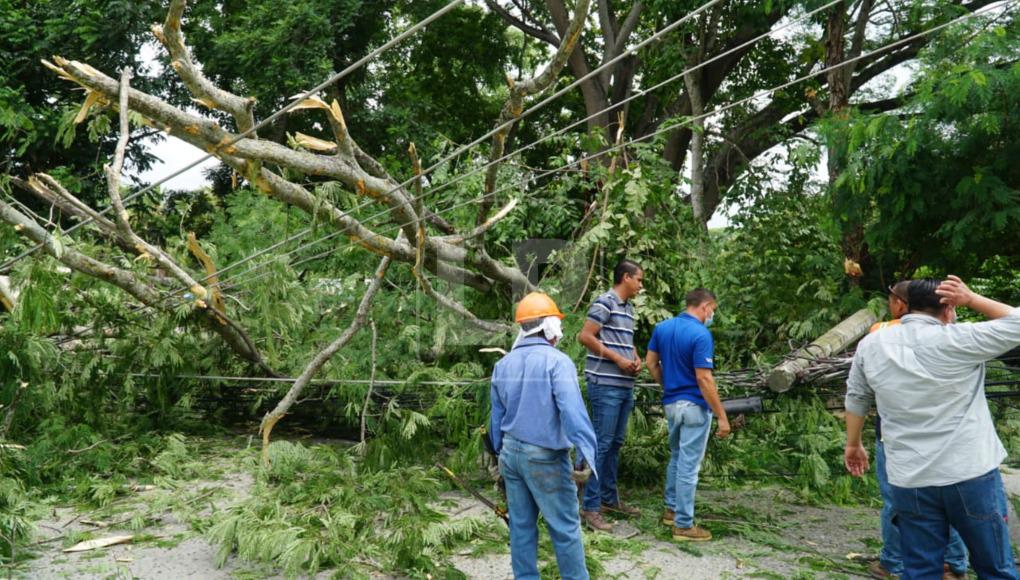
[489,336,599,479]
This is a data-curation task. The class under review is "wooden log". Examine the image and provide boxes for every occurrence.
[767,307,879,392]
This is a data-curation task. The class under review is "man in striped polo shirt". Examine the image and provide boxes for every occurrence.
[577,259,644,532]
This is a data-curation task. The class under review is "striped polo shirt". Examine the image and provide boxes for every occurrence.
[584,289,636,387]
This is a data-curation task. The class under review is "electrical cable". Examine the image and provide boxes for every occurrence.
[216,0,1015,295]
[45,2,1018,345]
[0,0,467,274]
[141,0,741,298]
[211,0,840,291]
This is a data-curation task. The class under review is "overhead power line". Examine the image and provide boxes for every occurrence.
[222,1,1016,293]
[0,0,467,274]
[212,0,846,290]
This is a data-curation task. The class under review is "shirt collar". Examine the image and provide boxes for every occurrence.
[513,336,553,350]
[679,312,698,322]
[901,313,944,326]
[609,289,627,305]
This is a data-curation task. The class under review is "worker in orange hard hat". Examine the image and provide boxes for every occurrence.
[490,291,597,579]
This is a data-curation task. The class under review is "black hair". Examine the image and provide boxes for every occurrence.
[889,280,911,303]
[907,279,945,315]
[520,319,542,332]
[685,288,717,307]
[613,259,642,284]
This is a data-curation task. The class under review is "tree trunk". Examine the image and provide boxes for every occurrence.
[684,61,708,234]
[767,307,878,392]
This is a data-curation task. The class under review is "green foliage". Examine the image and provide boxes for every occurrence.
[0,453,34,563]
[0,0,165,198]
[715,180,863,364]
[208,442,496,577]
[832,17,1020,277]
[615,392,878,506]
[3,5,1019,577]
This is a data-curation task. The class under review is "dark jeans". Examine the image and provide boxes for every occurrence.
[889,469,1017,580]
[876,438,967,574]
[582,380,634,512]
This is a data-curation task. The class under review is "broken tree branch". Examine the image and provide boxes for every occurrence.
[476,0,591,232]
[259,255,392,462]
[152,0,256,133]
[0,199,271,371]
[0,275,15,313]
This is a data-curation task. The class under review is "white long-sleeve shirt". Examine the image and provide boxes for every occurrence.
[845,309,1020,488]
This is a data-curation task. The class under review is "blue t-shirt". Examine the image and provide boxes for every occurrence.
[647,313,714,408]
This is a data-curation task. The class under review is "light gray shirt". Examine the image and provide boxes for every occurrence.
[845,309,1020,488]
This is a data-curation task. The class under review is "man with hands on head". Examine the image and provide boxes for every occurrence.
[868,281,968,580]
[845,275,1020,579]
[578,259,644,532]
[647,288,730,542]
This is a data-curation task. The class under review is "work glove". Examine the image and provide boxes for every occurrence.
[571,464,592,484]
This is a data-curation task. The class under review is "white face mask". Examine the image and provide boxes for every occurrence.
[512,316,564,349]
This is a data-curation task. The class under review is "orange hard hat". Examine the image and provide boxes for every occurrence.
[515,292,564,323]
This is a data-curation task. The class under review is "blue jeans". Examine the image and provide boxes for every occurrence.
[499,436,589,580]
[663,400,713,528]
[876,439,968,574]
[889,468,1017,580]
[582,381,634,512]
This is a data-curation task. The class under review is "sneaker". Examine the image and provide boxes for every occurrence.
[942,564,965,580]
[580,510,614,532]
[672,524,712,542]
[602,502,640,517]
[661,508,675,526]
[867,561,897,579]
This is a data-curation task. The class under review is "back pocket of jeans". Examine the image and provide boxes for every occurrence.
[527,454,566,494]
[681,404,708,427]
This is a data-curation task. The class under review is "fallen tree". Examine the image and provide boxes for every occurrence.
[2,0,592,453]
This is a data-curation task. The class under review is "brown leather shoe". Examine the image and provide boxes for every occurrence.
[942,563,965,580]
[580,510,614,532]
[661,508,675,526]
[602,502,640,517]
[672,524,712,542]
[867,561,897,579]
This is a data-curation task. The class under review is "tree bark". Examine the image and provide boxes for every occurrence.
[684,59,707,234]
[767,307,878,392]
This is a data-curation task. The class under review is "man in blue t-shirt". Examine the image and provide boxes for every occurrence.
[646,288,730,542]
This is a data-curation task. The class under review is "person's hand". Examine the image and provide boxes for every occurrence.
[571,464,592,484]
[715,417,731,438]
[613,354,635,373]
[625,357,641,376]
[844,444,870,476]
[936,275,975,308]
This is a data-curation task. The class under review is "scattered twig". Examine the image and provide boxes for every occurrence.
[66,434,128,455]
